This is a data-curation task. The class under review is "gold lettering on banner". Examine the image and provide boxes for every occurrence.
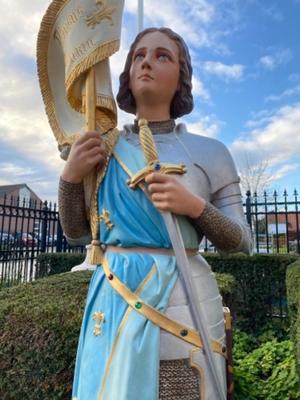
[54,6,84,46]
[67,39,96,66]
[86,0,116,28]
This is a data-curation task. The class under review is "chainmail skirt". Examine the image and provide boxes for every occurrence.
[159,359,200,399]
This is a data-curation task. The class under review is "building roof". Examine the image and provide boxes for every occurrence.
[268,213,300,232]
[0,184,41,201]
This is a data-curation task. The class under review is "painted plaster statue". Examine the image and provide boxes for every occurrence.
[57,27,252,400]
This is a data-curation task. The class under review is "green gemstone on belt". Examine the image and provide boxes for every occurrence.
[135,301,142,309]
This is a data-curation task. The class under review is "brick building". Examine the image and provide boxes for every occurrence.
[0,184,43,235]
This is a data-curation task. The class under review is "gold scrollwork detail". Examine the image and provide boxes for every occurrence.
[93,311,105,336]
[99,209,114,230]
[86,0,116,28]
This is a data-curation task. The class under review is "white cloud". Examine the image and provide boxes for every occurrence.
[263,5,283,22]
[183,114,222,138]
[231,103,300,176]
[0,0,58,201]
[0,0,50,60]
[271,163,300,181]
[0,66,64,174]
[184,0,215,24]
[245,109,276,129]
[125,0,216,49]
[203,61,245,80]
[289,73,300,82]
[0,54,64,201]
[192,76,210,100]
[259,55,275,70]
[259,48,293,71]
[265,85,300,102]
[0,163,34,177]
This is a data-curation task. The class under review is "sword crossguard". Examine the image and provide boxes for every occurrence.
[127,162,187,189]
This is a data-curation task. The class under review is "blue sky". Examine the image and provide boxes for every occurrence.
[0,0,299,201]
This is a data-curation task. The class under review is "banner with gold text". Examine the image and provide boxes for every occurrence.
[37,0,125,146]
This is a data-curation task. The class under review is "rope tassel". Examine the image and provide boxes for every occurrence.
[90,239,104,265]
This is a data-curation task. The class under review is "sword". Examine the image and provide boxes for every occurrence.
[133,119,226,400]
[162,211,226,400]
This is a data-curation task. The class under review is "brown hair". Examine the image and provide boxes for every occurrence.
[117,27,193,119]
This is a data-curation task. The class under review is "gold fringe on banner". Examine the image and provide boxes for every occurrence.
[37,0,73,145]
[82,94,117,115]
[66,40,120,112]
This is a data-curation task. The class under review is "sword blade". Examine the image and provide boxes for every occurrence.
[162,211,226,400]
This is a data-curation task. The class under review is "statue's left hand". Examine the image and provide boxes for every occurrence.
[145,173,205,218]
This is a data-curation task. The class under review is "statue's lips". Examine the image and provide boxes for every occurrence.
[138,74,154,80]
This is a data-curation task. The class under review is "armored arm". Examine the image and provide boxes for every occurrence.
[178,128,252,254]
[58,177,92,246]
[189,182,252,254]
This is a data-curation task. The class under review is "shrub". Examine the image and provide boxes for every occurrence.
[35,252,85,278]
[0,269,235,399]
[233,330,300,400]
[0,271,91,400]
[286,259,300,376]
[204,253,299,334]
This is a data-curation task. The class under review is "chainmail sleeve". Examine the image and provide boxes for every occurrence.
[58,177,91,246]
[189,183,253,254]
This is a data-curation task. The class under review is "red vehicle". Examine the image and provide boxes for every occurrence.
[15,233,36,247]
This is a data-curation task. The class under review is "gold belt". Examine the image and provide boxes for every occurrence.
[105,245,199,257]
[101,257,227,358]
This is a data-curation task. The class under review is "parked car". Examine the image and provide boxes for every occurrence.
[0,233,15,244]
[15,233,36,247]
[47,235,57,246]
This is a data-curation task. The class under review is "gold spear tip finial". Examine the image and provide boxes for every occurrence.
[138,118,148,127]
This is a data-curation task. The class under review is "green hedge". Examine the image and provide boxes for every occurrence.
[35,252,299,336]
[0,271,91,400]
[286,259,300,376]
[233,329,300,400]
[204,253,299,334]
[35,252,85,278]
[0,268,235,399]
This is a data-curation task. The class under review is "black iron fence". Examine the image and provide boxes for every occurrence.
[1,190,300,286]
[244,189,300,254]
[0,195,84,287]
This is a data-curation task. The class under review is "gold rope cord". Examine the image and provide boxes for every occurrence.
[138,119,159,164]
[89,128,119,264]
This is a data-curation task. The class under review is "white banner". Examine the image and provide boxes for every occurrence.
[37,0,125,145]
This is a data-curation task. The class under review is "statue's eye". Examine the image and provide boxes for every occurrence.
[134,53,144,61]
[157,53,171,61]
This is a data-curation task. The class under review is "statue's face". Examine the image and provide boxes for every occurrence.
[129,31,180,109]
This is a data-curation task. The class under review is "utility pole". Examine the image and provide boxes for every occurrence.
[138,0,144,32]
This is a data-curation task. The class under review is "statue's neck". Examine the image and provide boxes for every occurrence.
[132,119,175,134]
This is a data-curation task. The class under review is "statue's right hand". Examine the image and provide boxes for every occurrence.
[61,131,107,183]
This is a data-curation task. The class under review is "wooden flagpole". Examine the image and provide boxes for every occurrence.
[84,65,104,264]
[84,66,97,220]
[85,67,96,131]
